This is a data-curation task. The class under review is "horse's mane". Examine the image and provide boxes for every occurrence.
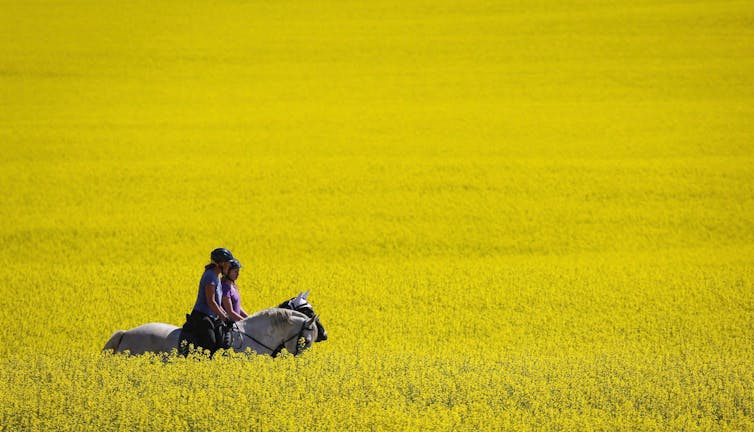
[248,307,295,330]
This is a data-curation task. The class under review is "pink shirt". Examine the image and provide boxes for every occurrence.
[221,281,242,315]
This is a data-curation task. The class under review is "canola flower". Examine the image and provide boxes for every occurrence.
[1,0,753,430]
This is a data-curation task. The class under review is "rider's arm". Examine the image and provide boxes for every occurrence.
[205,284,228,320]
[222,296,244,322]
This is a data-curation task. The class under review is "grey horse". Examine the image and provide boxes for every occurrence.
[103,307,318,356]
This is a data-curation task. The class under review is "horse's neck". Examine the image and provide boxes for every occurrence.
[238,315,290,347]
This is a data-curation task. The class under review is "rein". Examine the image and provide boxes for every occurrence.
[231,319,311,356]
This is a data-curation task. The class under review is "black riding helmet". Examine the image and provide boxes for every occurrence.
[210,247,235,264]
[225,259,242,281]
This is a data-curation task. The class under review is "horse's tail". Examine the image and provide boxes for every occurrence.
[103,330,126,353]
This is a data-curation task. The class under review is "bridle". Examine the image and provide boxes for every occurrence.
[231,315,317,356]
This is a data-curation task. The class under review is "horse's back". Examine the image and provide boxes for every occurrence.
[105,323,181,355]
[129,322,179,337]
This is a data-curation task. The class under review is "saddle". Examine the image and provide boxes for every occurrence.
[179,313,233,356]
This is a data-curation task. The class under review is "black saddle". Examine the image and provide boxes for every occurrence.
[179,313,233,356]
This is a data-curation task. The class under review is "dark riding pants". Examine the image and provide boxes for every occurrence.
[186,311,218,355]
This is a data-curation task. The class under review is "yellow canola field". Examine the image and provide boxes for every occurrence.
[1,0,753,430]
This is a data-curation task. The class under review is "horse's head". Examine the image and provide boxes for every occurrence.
[300,314,320,352]
[278,291,328,342]
[281,312,319,356]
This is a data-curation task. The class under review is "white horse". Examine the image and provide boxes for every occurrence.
[103,308,318,357]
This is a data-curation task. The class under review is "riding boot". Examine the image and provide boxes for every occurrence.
[189,312,217,356]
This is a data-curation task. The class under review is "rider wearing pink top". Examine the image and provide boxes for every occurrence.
[221,259,249,322]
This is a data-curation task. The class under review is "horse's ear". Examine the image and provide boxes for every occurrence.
[290,292,305,308]
[302,290,310,300]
